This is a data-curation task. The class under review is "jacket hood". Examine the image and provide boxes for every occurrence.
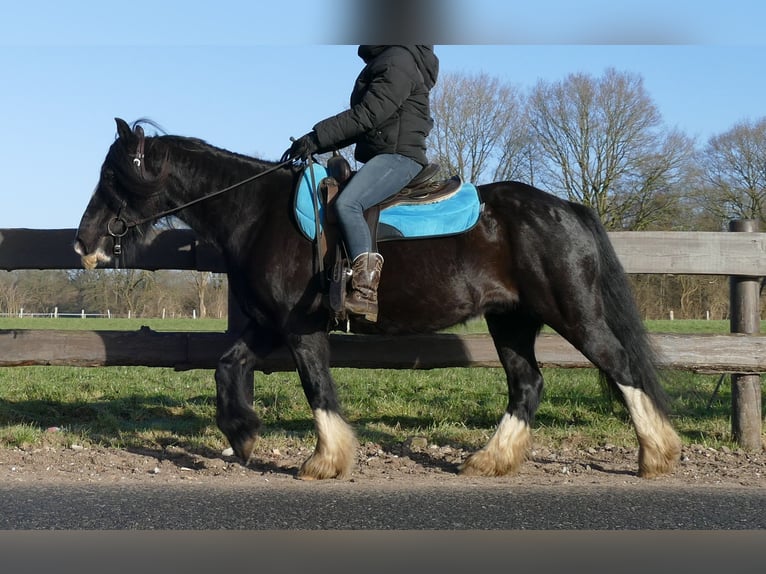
[358,45,439,89]
[405,45,438,89]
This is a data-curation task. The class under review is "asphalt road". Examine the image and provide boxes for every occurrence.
[1,482,763,529]
[1,483,764,572]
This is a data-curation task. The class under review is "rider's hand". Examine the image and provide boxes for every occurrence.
[281,132,319,162]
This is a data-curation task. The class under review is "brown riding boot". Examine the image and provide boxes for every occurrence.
[345,252,384,322]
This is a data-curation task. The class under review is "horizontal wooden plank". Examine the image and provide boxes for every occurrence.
[0,229,81,270]
[609,231,766,276]
[0,228,225,272]
[2,228,765,276]
[1,329,764,373]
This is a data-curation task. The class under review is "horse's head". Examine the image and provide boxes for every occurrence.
[74,118,169,269]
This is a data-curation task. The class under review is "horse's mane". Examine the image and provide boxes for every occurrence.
[131,117,279,168]
[105,119,280,202]
[130,117,167,136]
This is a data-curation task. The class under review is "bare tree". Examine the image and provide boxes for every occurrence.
[185,271,212,318]
[527,68,693,230]
[0,271,22,315]
[493,124,544,186]
[428,72,525,183]
[71,269,154,317]
[696,117,766,226]
[206,273,230,319]
[5,270,78,315]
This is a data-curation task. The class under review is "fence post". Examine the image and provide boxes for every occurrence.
[728,219,763,450]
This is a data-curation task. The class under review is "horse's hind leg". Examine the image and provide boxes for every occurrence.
[459,312,543,477]
[215,323,280,462]
[615,381,681,478]
[286,331,358,480]
[560,323,681,478]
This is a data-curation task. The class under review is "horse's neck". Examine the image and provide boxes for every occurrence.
[166,155,288,253]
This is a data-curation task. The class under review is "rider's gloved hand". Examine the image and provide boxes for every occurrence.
[281,132,319,162]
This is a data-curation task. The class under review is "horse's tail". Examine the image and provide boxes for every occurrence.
[575,205,671,415]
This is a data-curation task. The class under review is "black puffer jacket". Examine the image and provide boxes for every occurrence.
[312,45,439,167]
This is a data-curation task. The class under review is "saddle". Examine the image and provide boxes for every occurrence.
[296,154,477,326]
[322,155,463,217]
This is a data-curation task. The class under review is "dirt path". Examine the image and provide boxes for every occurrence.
[2,439,763,489]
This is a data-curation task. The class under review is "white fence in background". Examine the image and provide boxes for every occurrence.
[1,308,200,319]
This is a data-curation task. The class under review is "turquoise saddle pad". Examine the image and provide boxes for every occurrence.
[294,164,482,242]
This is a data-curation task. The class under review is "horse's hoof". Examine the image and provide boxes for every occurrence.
[232,434,257,463]
[297,454,352,480]
[637,423,682,478]
[218,412,261,463]
[638,442,681,478]
[223,421,259,463]
[458,449,523,477]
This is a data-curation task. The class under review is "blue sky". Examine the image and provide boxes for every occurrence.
[1,1,765,229]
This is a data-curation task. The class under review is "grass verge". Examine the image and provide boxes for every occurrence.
[0,318,757,455]
[0,363,739,455]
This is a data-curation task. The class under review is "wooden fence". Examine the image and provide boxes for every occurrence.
[0,225,764,447]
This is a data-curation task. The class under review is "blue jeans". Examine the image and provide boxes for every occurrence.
[334,153,422,260]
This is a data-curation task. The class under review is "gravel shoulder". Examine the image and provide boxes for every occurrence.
[2,438,763,489]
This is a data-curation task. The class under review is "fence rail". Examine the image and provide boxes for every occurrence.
[3,227,766,275]
[0,226,764,447]
[1,329,764,372]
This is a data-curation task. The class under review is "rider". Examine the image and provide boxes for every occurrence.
[283,45,439,322]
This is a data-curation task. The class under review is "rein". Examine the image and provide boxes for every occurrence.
[107,157,294,264]
[109,158,294,235]
[107,126,323,277]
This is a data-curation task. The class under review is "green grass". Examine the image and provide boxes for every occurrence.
[3,316,761,335]
[443,317,766,335]
[0,318,758,455]
[0,317,228,332]
[646,319,766,334]
[0,363,741,456]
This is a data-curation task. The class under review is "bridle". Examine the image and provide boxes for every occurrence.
[103,125,328,293]
[106,125,294,256]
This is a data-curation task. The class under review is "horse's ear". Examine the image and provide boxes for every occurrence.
[115,118,133,142]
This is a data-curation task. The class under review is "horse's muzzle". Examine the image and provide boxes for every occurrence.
[73,239,109,270]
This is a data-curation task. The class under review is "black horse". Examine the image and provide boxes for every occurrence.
[74,118,681,480]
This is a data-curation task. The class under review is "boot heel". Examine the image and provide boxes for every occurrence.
[364,311,378,322]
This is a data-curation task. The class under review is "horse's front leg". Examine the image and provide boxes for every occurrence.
[459,313,541,476]
[286,331,358,480]
[215,323,279,462]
